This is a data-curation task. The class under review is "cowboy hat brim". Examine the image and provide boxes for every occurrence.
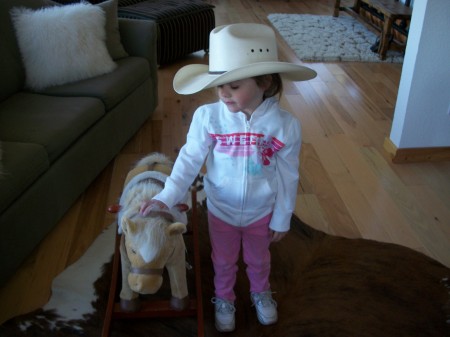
[173,62,317,95]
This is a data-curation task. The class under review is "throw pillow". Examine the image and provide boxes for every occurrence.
[10,2,117,90]
[98,0,128,60]
[47,0,128,59]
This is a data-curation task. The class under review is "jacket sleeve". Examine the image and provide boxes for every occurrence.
[153,107,211,208]
[269,116,301,232]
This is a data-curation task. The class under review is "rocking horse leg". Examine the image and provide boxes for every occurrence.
[119,235,140,312]
[170,294,190,311]
[167,238,190,311]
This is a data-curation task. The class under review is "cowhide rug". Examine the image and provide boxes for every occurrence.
[1,200,449,337]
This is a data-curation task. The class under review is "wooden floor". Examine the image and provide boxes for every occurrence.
[1,0,449,325]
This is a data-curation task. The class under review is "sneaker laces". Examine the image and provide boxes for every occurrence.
[251,291,278,308]
[211,297,236,314]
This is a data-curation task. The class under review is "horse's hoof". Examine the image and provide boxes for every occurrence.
[170,295,190,311]
[120,298,141,312]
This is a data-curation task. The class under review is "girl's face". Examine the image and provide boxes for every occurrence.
[217,78,269,115]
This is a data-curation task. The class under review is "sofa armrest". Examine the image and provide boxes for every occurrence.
[119,18,158,70]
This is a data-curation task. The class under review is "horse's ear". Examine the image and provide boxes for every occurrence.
[166,222,187,236]
[122,218,138,235]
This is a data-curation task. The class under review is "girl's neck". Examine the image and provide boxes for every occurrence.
[243,110,252,120]
[242,97,267,119]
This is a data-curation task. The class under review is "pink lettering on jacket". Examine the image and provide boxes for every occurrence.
[209,132,285,165]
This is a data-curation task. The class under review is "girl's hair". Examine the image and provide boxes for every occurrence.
[254,73,283,99]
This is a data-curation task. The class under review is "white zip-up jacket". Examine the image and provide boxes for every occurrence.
[154,97,301,232]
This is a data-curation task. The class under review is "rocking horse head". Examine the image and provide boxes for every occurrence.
[120,213,187,295]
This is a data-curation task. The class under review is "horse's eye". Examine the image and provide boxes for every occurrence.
[131,249,137,254]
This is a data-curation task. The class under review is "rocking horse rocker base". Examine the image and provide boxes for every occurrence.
[102,188,204,337]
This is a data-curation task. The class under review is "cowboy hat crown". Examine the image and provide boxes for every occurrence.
[173,23,317,95]
[209,24,278,73]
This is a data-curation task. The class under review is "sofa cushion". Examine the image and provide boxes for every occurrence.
[0,93,105,163]
[10,2,117,91]
[36,57,151,110]
[98,0,129,60]
[0,141,49,214]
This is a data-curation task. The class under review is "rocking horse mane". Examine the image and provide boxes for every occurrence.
[126,215,170,263]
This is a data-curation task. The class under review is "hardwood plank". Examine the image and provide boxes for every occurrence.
[67,164,113,265]
[361,146,450,265]
[335,92,391,149]
[295,81,345,137]
[295,194,333,235]
[332,178,393,243]
[330,134,424,251]
[299,142,361,238]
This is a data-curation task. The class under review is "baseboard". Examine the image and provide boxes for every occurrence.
[384,138,450,163]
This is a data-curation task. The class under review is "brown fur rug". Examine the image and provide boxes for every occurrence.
[1,202,449,337]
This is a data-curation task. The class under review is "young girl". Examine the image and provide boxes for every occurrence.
[140,23,316,332]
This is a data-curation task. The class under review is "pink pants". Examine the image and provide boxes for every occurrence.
[208,211,273,302]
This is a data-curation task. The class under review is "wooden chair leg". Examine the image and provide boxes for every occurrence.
[333,0,341,17]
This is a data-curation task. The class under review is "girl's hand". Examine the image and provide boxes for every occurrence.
[140,199,169,216]
[271,230,288,242]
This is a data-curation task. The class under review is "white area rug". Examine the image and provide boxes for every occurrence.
[267,14,404,63]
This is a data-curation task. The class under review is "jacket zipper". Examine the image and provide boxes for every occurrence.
[240,117,251,226]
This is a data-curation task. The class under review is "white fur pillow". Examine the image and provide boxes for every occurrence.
[11,2,117,90]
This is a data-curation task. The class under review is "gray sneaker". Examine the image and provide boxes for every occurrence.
[211,297,236,332]
[251,291,278,325]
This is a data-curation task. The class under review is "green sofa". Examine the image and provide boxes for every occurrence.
[0,0,158,286]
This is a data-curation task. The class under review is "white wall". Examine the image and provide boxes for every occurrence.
[389,0,450,149]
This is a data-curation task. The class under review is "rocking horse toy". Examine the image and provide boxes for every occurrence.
[102,153,204,337]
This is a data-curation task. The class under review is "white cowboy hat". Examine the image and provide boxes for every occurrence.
[173,23,317,95]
